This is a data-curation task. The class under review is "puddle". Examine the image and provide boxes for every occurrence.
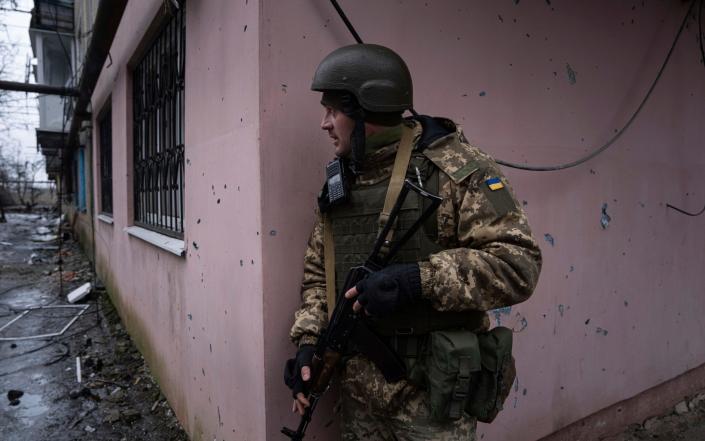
[30,373,49,386]
[8,392,50,425]
[10,214,42,222]
[0,288,54,311]
[30,234,57,243]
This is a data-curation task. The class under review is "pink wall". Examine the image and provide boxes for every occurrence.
[91,1,264,440]
[259,1,705,440]
[89,1,705,440]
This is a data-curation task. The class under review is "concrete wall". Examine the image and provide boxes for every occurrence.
[259,1,705,440]
[88,1,705,440]
[90,1,264,440]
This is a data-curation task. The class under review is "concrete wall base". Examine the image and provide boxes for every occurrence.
[64,204,94,262]
[539,363,705,441]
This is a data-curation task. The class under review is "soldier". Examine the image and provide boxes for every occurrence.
[285,44,542,440]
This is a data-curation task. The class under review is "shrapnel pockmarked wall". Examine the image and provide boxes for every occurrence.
[90,1,705,440]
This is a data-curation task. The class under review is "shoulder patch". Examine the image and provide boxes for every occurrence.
[421,134,480,184]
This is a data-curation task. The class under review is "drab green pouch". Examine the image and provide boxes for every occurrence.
[424,330,482,421]
[465,326,515,423]
[423,327,515,423]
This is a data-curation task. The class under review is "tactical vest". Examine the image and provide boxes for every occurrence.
[327,155,486,339]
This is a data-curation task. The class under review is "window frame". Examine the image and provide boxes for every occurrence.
[76,147,86,212]
[130,4,185,239]
[97,99,113,216]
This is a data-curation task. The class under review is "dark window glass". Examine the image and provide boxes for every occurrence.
[77,148,86,211]
[99,106,112,215]
[132,5,185,238]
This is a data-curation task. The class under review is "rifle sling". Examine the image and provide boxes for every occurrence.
[378,124,416,245]
[324,125,416,314]
[351,320,407,383]
[323,214,336,319]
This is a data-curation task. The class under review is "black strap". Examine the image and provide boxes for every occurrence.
[369,304,486,337]
[350,321,407,383]
[448,356,472,419]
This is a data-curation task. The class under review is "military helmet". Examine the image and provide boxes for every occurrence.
[311,44,413,113]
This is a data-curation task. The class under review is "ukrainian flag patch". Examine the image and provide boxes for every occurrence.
[486,177,504,191]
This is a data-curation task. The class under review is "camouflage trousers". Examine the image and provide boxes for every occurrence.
[340,387,477,441]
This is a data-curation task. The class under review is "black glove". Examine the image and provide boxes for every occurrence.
[355,263,422,317]
[283,345,315,398]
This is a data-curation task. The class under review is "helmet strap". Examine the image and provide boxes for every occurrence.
[349,115,366,174]
[337,92,366,175]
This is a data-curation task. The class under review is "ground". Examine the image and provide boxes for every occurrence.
[601,392,705,441]
[1,210,704,441]
[0,211,187,441]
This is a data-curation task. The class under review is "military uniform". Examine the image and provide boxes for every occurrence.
[290,118,542,440]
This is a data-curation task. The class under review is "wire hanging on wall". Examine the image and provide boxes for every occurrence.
[698,0,705,70]
[328,0,701,172]
[666,203,705,217]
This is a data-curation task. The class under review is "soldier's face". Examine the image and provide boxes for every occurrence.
[321,105,355,157]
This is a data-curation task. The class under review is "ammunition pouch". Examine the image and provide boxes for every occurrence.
[466,327,516,423]
[382,325,515,423]
[424,329,482,421]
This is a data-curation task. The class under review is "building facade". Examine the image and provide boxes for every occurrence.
[30,0,99,252]
[34,1,705,440]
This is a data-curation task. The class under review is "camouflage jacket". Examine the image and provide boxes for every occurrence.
[289,118,542,411]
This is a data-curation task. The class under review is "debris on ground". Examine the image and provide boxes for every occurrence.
[604,390,705,441]
[0,211,187,441]
[67,282,92,304]
[7,389,24,405]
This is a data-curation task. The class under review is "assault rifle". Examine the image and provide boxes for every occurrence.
[282,179,443,440]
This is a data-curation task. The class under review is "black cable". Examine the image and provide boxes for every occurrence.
[0,7,32,14]
[666,203,705,216]
[0,342,70,377]
[329,1,421,118]
[42,341,70,366]
[330,0,363,44]
[0,281,39,297]
[699,0,705,69]
[1,322,99,363]
[495,0,697,171]
[1,340,58,361]
[57,135,64,299]
[56,52,73,301]
[328,0,698,173]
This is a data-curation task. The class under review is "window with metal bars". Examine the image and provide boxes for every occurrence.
[99,105,112,215]
[132,5,185,238]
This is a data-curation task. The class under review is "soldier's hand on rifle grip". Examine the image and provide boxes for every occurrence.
[347,263,423,317]
[344,285,366,314]
[284,345,315,415]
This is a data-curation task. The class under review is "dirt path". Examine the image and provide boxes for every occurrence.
[0,212,187,441]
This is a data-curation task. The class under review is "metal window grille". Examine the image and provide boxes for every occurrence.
[133,6,185,238]
[99,107,113,215]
